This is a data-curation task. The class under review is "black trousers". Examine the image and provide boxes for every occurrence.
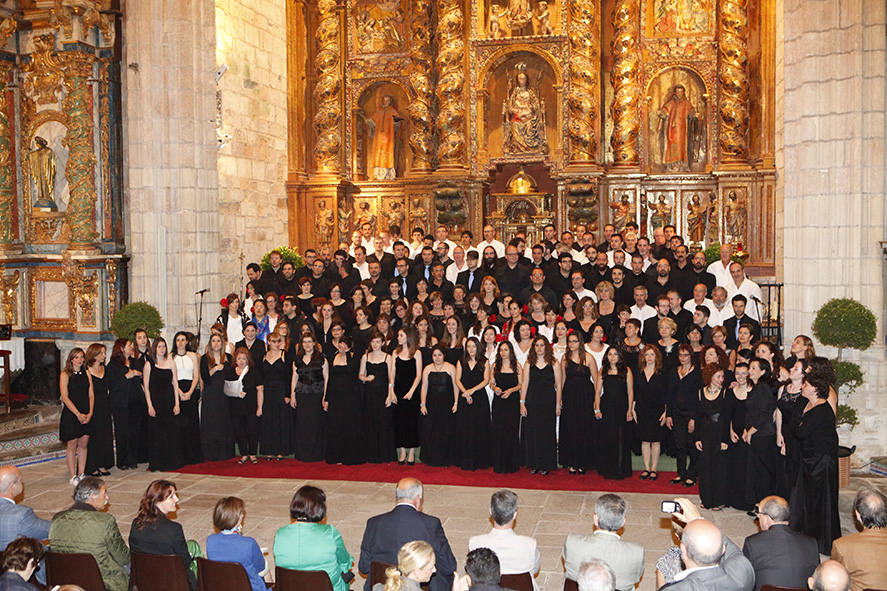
[231,410,259,456]
[673,413,699,479]
[111,405,142,467]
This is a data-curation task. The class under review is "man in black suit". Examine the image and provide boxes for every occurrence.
[358,478,457,591]
[412,246,437,281]
[667,290,693,343]
[642,295,671,345]
[689,251,716,298]
[545,252,575,297]
[457,250,486,293]
[723,295,762,349]
[394,258,417,299]
[742,496,820,591]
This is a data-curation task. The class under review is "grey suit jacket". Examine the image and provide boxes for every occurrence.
[664,535,754,591]
[742,524,819,591]
[563,531,644,591]
[0,499,50,550]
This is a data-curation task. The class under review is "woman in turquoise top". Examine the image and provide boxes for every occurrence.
[273,485,352,591]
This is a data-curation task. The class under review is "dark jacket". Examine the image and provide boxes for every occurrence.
[663,535,753,591]
[0,571,39,591]
[723,315,762,350]
[129,514,198,590]
[742,524,819,591]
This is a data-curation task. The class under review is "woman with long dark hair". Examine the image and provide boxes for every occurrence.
[361,331,396,463]
[455,337,491,471]
[392,326,423,465]
[726,362,752,510]
[559,330,599,475]
[743,358,778,509]
[695,364,729,510]
[260,330,294,460]
[84,344,113,477]
[144,337,183,472]
[292,332,329,462]
[595,346,634,480]
[216,294,248,354]
[420,345,459,466]
[520,336,561,475]
[106,339,144,470]
[200,333,234,461]
[634,344,667,481]
[775,358,807,499]
[324,336,364,465]
[59,348,93,485]
[666,344,702,487]
[173,331,203,466]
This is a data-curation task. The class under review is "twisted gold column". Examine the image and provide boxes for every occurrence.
[435,0,465,168]
[567,0,599,163]
[609,0,641,167]
[718,0,749,163]
[0,65,14,248]
[63,52,98,247]
[408,0,435,172]
[313,0,342,174]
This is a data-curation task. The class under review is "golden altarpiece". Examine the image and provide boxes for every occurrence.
[0,1,125,341]
[287,0,776,274]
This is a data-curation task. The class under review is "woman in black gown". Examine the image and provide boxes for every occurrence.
[173,331,203,466]
[227,347,264,464]
[775,358,807,499]
[490,341,522,474]
[726,362,752,510]
[85,344,114,477]
[455,337,491,471]
[635,344,667,480]
[393,326,423,465]
[695,364,729,510]
[595,347,634,480]
[260,330,294,460]
[361,331,396,463]
[559,331,599,475]
[350,306,375,360]
[293,332,328,462]
[106,339,144,470]
[200,333,234,461]
[324,337,365,465]
[420,345,459,466]
[743,358,777,509]
[59,348,93,484]
[790,357,841,555]
[520,336,561,475]
[440,317,465,367]
[143,337,184,472]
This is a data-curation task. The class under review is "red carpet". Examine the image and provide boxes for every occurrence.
[174,458,696,494]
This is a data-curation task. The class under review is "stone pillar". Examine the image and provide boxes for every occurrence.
[782,0,887,459]
[609,0,641,168]
[123,0,220,338]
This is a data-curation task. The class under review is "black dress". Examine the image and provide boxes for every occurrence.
[200,355,234,461]
[325,353,365,465]
[106,361,144,469]
[351,326,374,360]
[696,387,729,508]
[147,363,184,472]
[364,356,396,463]
[522,364,558,472]
[726,388,752,510]
[294,354,326,462]
[745,381,777,507]
[634,368,667,442]
[619,340,643,375]
[457,360,491,471]
[174,354,203,466]
[790,401,841,555]
[443,346,463,367]
[393,355,421,448]
[85,370,114,472]
[491,371,521,474]
[598,373,633,479]
[421,370,456,466]
[59,371,91,442]
[260,354,295,457]
[559,358,597,471]
[776,385,805,499]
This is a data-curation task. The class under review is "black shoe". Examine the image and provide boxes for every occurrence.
[127,464,139,470]
[670,476,684,484]
[640,470,650,480]
[540,470,549,475]
[530,469,538,475]
[407,460,415,466]
[577,469,586,475]
[117,465,129,471]
[683,478,697,487]
[398,459,406,465]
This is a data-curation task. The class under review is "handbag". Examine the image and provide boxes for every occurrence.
[223,366,248,398]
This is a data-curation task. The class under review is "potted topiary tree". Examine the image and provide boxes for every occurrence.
[110,302,164,340]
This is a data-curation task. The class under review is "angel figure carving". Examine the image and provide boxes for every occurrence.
[502,63,548,155]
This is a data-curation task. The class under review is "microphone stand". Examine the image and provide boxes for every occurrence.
[195,290,208,349]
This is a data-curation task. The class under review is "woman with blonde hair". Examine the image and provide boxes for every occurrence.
[480,276,500,313]
[373,541,436,591]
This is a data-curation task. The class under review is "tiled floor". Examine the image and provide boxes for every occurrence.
[15,460,765,591]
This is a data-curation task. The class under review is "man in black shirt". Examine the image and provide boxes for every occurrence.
[670,244,694,301]
[667,290,693,342]
[520,267,559,311]
[628,254,648,288]
[308,259,330,299]
[246,262,275,297]
[642,294,671,344]
[494,245,531,297]
[586,252,612,289]
[689,251,716,297]
[598,224,615,252]
[266,250,284,286]
[368,237,396,279]
[647,259,675,303]
[295,249,317,281]
[611,267,635,308]
[545,251,574,297]
[428,262,455,302]
[277,261,300,297]
[367,261,389,297]
[480,245,500,274]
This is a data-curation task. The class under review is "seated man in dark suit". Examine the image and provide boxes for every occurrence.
[742,496,819,591]
[452,548,513,591]
[359,478,457,591]
[0,466,50,584]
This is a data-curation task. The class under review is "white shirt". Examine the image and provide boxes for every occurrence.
[586,344,609,370]
[709,303,734,327]
[469,529,541,588]
[433,239,458,255]
[683,298,719,327]
[446,260,469,284]
[630,304,657,330]
[361,236,376,252]
[708,260,734,288]
[477,239,506,258]
[355,261,370,280]
[574,288,597,303]
[726,277,763,322]
[571,251,589,266]
[673,565,719,582]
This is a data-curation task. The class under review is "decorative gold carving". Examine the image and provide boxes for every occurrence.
[63,252,98,327]
[718,0,749,162]
[105,258,118,321]
[315,199,334,246]
[62,51,98,246]
[610,0,641,166]
[49,0,73,39]
[0,16,17,47]
[99,63,112,238]
[82,7,115,46]
[0,267,20,325]
[313,0,342,174]
[28,266,75,331]
[566,0,598,162]
[22,34,65,105]
[435,0,465,167]
[0,64,14,247]
[408,0,435,172]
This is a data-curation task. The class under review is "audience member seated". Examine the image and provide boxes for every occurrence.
[0,466,50,584]
[577,559,616,591]
[562,494,644,591]
[452,548,511,591]
[0,537,45,591]
[372,540,437,591]
[831,488,887,591]
[48,477,130,591]
[206,496,269,591]
[129,480,198,590]
[665,497,754,591]
[274,485,353,591]
[359,478,457,591]
[809,561,851,591]
[469,490,540,588]
[742,495,819,591]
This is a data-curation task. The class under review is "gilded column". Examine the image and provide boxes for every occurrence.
[63,52,98,247]
[313,0,342,174]
[435,0,465,168]
[609,0,641,166]
[0,63,14,248]
[408,0,435,172]
[567,0,599,163]
[718,0,749,163]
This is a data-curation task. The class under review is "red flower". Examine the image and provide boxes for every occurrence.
[221,298,229,308]
[557,315,564,322]
[250,306,255,314]
[489,314,497,323]
[280,294,286,302]
[530,326,537,337]
[567,328,574,335]
[495,333,507,343]
[522,304,529,314]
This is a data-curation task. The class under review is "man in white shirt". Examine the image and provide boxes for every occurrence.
[360,221,376,252]
[433,225,458,255]
[477,225,506,259]
[708,243,735,288]
[683,283,715,318]
[446,246,469,284]
[725,262,763,323]
[637,237,657,271]
[353,245,370,280]
[469,490,540,588]
[459,230,479,256]
[708,286,735,326]
[571,270,597,302]
[630,286,657,328]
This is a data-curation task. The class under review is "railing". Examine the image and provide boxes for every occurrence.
[758,282,783,347]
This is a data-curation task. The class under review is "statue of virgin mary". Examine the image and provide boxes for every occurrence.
[502,63,548,155]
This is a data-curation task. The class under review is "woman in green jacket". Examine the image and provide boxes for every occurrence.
[273,485,352,591]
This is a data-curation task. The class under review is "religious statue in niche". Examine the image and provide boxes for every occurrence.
[686,194,707,244]
[315,200,334,246]
[503,63,548,155]
[649,194,673,230]
[535,2,552,35]
[724,190,747,242]
[338,198,352,242]
[707,192,719,243]
[609,194,635,234]
[29,136,58,210]
[355,201,378,232]
[489,5,504,38]
[409,198,429,231]
[363,95,403,180]
[489,0,553,37]
[657,85,704,172]
[384,200,406,230]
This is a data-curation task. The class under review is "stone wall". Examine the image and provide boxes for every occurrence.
[216,0,289,292]
[782,0,887,460]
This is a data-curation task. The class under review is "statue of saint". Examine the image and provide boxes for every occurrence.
[337,200,352,241]
[707,192,719,243]
[384,200,406,231]
[686,194,706,243]
[506,0,532,33]
[315,200,334,246]
[356,201,377,232]
[29,136,57,210]
[610,194,633,233]
[657,85,698,172]
[725,190,746,241]
[650,194,672,230]
[409,198,428,232]
[502,63,548,155]
[535,1,552,35]
[365,95,402,180]
[489,4,503,38]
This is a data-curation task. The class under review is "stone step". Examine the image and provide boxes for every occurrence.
[0,403,65,467]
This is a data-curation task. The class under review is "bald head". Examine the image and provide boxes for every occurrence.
[0,466,22,499]
[758,496,790,526]
[681,519,725,568]
[809,561,851,591]
[395,478,423,507]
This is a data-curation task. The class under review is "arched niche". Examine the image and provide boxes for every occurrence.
[645,66,709,173]
[353,80,413,180]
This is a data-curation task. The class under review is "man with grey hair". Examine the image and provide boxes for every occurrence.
[563,494,644,591]
[809,561,852,591]
[742,496,819,591]
[469,490,540,588]
[358,477,456,591]
[577,559,616,591]
[831,488,887,591]
[0,466,50,584]
[49,477,130,591]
